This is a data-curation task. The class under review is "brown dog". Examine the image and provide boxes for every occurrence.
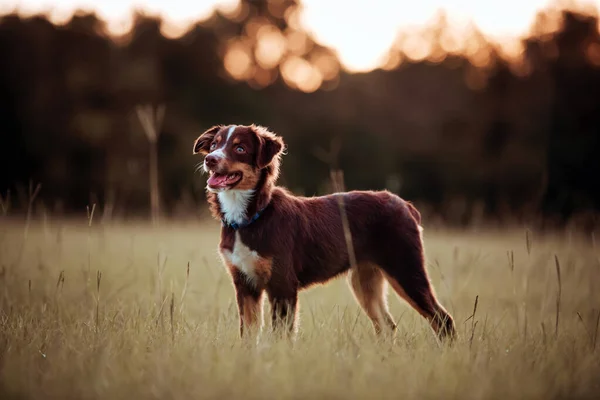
[193,124,455,341]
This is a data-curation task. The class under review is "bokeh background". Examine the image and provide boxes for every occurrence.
[1,0,600,231]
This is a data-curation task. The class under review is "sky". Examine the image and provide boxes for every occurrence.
[2,0,599,72]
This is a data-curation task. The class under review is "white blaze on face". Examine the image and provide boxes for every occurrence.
[204,125,237,170]
[226,125,236,142]
[204,125,254,223]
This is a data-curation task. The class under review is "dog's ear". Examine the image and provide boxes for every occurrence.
[193,126,221,155]
[252,125,285,169]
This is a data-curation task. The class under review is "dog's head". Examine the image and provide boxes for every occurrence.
[193,124,285,192]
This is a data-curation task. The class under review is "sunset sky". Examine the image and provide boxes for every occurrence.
[1,0,599,72]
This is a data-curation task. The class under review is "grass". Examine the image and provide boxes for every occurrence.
[0,218,599,399]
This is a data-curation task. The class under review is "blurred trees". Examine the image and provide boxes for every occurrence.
[0,2,599,228]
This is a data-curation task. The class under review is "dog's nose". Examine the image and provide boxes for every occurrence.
[205,154,218,168]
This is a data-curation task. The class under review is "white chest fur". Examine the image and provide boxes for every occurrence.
[220,232,261,286]
[218,190,254,226]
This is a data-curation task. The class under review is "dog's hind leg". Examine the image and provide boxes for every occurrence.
[348,263,397,335]
[378,235,456,342]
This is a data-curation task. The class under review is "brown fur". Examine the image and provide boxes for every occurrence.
[193,124,456,342]
[348,263,396,334]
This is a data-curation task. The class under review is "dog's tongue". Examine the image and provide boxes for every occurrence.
[207,173,228,188]
[207,173,236,188]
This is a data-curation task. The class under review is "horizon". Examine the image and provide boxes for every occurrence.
[2,0,600,73]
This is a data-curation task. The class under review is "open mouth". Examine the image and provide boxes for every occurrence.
[207,171,242,190]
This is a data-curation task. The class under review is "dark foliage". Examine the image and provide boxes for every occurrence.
[0,2,599,228]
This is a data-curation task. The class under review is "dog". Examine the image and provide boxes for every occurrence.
[193,124,455,342]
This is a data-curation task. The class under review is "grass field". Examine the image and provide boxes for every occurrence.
[1,217,599,399]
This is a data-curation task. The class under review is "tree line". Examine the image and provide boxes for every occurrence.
[0,1,599,230]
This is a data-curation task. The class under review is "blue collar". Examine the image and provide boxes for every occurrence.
[222,207,266,230]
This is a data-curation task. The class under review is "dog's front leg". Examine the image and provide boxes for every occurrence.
[230,268,264,339]
[268,291,298,337]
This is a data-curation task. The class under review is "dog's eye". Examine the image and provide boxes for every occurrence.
[235,146,245,153]
[210,142,217,150]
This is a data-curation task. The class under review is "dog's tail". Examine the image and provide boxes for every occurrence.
[405,201,424,234]
[405,201,421,225]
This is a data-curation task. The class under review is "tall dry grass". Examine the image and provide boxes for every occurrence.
[0,219,599,399]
